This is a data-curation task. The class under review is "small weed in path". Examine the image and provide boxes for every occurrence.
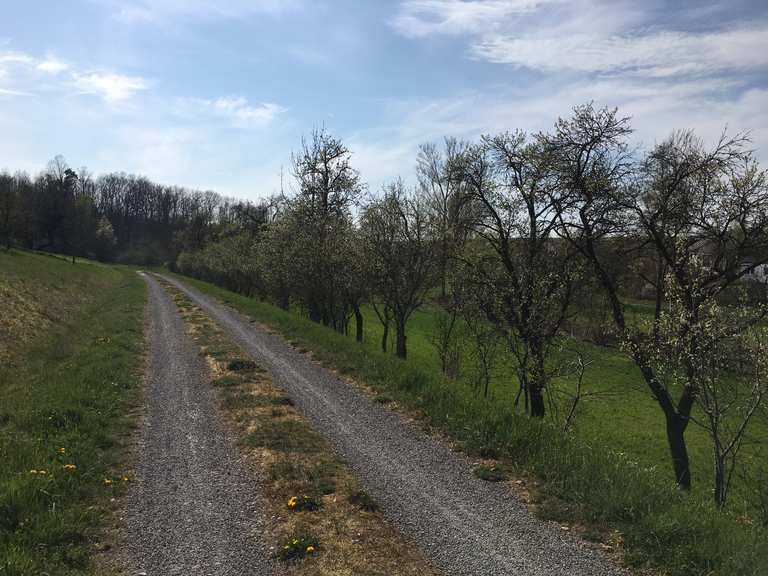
[227,358,259,372]
[474,464,508,482]
[348,489,380,512]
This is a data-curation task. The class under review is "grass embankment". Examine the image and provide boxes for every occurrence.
[160,278,435,576]
[169,272,768,576]
[363,302,767,516]
[0,250,145,576]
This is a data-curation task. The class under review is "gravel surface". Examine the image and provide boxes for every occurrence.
[124,273,274,576]
[160,274,628,576]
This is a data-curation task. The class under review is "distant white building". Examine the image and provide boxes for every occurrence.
[740,259,768,284]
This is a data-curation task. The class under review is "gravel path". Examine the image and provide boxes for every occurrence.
[124,273,273,576]
[159,274,627,576]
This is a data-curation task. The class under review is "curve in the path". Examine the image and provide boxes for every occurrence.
[124,273,273,576]
[159,274,627,576]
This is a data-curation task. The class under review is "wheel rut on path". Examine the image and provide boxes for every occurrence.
[124,273,273,576]
[159,274,628,576]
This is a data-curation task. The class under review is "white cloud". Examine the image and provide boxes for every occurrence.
[391,0,554,38]
[347,74,768,193]
[393,1,768,80]
[385,0,768,189]
[72,72,149,103]
[177,95,286,128]
[0,52,34,66]
[473,25,768,76]
[0,87,31,97]
[37,55,69,74]
[0,49,147,104]
[103,0,303,23]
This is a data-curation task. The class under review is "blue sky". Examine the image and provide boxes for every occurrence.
[1,0,766,201]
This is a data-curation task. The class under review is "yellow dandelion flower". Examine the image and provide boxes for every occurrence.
[306,546,315,553]
[104,478,113,486]
[287,496,298,508]
[121,475,130,482]
[63,464,77,471]
[58,447,66,454]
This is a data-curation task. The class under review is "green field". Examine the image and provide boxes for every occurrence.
[354,303,767,514]
[0,251,145,575]
[172,272,768,576]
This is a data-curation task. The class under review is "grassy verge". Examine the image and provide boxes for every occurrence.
[160,278,435,576]
[0,250,146,576]
[168,271,768,576]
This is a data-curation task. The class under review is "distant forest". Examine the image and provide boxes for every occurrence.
[0,154,260,265]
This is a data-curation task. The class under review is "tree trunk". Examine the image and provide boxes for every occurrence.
[713,447,726,509]
[308,302,322,324]
[395,319,407,359]
[529,345,546,418]
[353,304,363,343]
[529,384,545,418]
[665,414,692,490]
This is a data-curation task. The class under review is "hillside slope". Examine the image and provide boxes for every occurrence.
[0,250,145,575]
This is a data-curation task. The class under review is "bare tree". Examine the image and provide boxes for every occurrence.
[654,271,767,508]
[417,137,470,298]
[552,103,768,490]
[361,180,436,359]
[430,302,462,379]
[461,295,501,399]
[457,131,579,417]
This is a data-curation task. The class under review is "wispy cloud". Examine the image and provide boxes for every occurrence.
[0,52,34,65]
[348,73,768,191]
[0,87,31,97]
[0,48,149,104]
[392,0,768,79]
[72,72,149,103]
[388,0,768,177]
[176,95,286,129]
[473,25,768,76]
[103,0,303,23]
[391,0,554,37]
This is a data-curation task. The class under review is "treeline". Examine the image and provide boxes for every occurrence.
[177,107,768,511]
[0,156,262,264]
[2,103,768,512]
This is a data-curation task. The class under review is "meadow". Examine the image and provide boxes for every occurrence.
[0,251,145,575]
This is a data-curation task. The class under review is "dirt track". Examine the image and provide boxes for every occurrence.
[123,273,273,576]
[159,273,626,576]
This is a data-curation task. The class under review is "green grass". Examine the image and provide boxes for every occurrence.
[170,271,768,576]
[245,419,327,454]
[0,250,146,576]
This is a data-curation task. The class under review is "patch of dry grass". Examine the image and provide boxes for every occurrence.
[162,280,436,576]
